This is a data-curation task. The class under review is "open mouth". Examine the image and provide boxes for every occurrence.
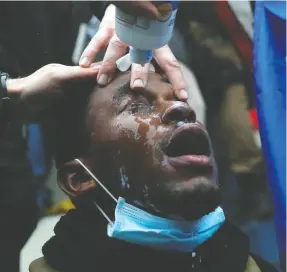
[163,123,212,169]
[165,123,210,157]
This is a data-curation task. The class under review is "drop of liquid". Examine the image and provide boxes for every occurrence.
[116,54,156,72]
[116,54,132,72]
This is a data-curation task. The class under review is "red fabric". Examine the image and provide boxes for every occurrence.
[212,1,253,72]
[249,108,259,130]
[212,1,257,126]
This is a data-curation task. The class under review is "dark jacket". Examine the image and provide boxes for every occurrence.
[29,255,273,272]
[29,209,277,272]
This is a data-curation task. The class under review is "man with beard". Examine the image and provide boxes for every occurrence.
[30,67,276,272]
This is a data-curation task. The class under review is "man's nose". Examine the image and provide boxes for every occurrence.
[162,102,196,124]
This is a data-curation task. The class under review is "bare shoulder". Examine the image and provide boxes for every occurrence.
[29,257,59,272]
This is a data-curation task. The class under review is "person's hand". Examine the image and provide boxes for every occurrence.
[6,63,100,122]
[79,3,188,101]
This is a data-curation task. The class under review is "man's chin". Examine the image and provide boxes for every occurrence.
[149,177,221,221]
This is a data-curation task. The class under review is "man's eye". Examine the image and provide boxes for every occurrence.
[127,103,152,114]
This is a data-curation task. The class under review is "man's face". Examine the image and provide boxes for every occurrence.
[87,71,220,220]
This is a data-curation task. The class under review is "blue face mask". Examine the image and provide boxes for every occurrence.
[75,159,225,253]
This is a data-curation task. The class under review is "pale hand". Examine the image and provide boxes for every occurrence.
[79,3,188,101]
[6,63,100,122]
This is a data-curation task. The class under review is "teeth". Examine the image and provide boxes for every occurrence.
[176,121,185,127]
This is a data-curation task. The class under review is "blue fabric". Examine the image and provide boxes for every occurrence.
[254,1,286,268]
[107,198,226,253]
[27,124,46,177]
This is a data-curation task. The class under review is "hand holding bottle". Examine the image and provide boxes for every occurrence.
[79,3,188,101]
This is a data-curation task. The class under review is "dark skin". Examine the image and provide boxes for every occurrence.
[59,71,221,221]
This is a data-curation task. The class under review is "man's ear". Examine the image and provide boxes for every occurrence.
[57,158,96,198]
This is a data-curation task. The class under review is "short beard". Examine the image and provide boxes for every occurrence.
[147,177,221,221]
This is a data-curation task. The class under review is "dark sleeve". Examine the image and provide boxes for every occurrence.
[0,8,36,203]
[0,2,20,77]
[89,1,109,21]
[0,35,21,138]
[0,38,20,78]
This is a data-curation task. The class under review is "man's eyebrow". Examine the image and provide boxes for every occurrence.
[113,81,146,102]
[112,81,131,102]
[112,75,170,102]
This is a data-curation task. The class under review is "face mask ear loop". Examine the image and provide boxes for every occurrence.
[93,201,114,225]
[75,159,117,203]
[74,158,117,225]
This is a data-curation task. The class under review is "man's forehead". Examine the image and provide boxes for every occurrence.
[92,71,170,101]
[92,72,131,99]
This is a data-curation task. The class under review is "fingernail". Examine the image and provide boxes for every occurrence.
[179,89,188,100]
[79,57,89,67]
[98,74,110,85]
[132,79,145,89]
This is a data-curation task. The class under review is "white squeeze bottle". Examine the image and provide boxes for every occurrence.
[115,1,179,70]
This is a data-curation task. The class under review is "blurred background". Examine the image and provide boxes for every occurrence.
[0,1,282,271]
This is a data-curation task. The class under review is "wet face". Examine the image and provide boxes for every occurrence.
[87,72,220,220]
